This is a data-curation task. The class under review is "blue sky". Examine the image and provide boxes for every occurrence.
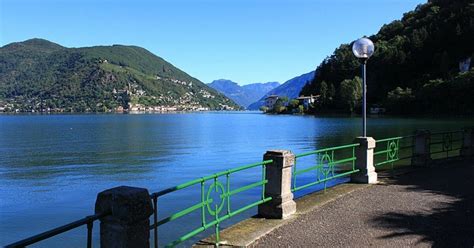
[1,0,425,85]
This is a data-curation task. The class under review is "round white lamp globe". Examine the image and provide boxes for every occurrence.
[352,37,375,59]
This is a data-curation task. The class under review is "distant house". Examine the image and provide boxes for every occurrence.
[296,95,318,108]
[370,106,386,114]
[459,57,471,72]
[136,89,146,96]
[115,106,124,112]
[265,95,279,109]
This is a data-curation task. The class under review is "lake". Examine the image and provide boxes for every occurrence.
[1,112,473,247]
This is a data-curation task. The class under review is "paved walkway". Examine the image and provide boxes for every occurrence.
[253,160,474,247]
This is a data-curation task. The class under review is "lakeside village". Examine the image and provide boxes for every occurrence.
[0,98,236,114]
[0,102,219,114]
[0,81,237,113]
[0,100,236,114]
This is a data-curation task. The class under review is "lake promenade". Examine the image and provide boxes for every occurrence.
[252,159,474,247]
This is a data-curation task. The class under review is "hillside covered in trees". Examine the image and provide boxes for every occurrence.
[0,39,238,112]
[301,0,474,115]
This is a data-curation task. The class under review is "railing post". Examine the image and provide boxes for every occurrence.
[411,130,431,166]
[258,150,296,219]
[461,127,474,157]
[351,137,377,184]
[95,186,153,248]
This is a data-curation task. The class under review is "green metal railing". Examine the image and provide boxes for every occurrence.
[5,129,469,248]
[374,135,414,169]
[4,211,110,248]
[429,130,463,159]
[149,160,273,247]
[292,143,360,192]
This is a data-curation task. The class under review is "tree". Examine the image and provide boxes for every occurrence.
[320,81,328,103]
[439,51,450,77]
[411,27,428,49]
[385,87,415,113]
[289,99,300,109]
[298,105,305,114]
[273,98,287,113]
[328,83,336,100]
[339,77,362,113]
[279,96,289,104]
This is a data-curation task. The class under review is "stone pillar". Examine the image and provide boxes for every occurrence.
[95,186,153,248]
[258,150,296,219]
[411,130,431,166]
[461,127,474,157]
[351,137,377,184]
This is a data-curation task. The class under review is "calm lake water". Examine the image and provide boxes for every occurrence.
[1,112,473,247]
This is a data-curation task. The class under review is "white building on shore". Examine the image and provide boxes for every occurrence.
[296,95,318,108]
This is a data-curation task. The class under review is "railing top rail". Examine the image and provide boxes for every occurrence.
[376,136,403,143]
[4,211,110,248]
[376,134,416,143]
[295,143,359,158]
[150,159,273,198]
[430,130,463,135]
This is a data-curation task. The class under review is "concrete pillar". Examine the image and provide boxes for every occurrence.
[95,186,153,248]
[461,127,474,157]
[411,130,431,166]
[351,137,377,184]
[258,150,296,219]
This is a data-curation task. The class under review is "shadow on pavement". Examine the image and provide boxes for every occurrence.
[371,159,474,247]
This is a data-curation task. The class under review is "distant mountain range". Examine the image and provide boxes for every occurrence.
[247,71,315,110]
[207,80,280,108]
[0,38,238,112]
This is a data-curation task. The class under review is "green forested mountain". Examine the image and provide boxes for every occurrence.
[0,38,238,112]
[301,0,474,115]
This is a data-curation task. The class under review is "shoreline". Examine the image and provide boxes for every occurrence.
[1,110,474,119]
[0,109,246,115]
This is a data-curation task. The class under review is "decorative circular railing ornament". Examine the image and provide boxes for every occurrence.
[320,152,333,178]
[388,140,398,159]
[442,134,452,151]
[206,181,226,216]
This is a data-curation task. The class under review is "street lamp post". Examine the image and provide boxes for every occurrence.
[352,37,375,137]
